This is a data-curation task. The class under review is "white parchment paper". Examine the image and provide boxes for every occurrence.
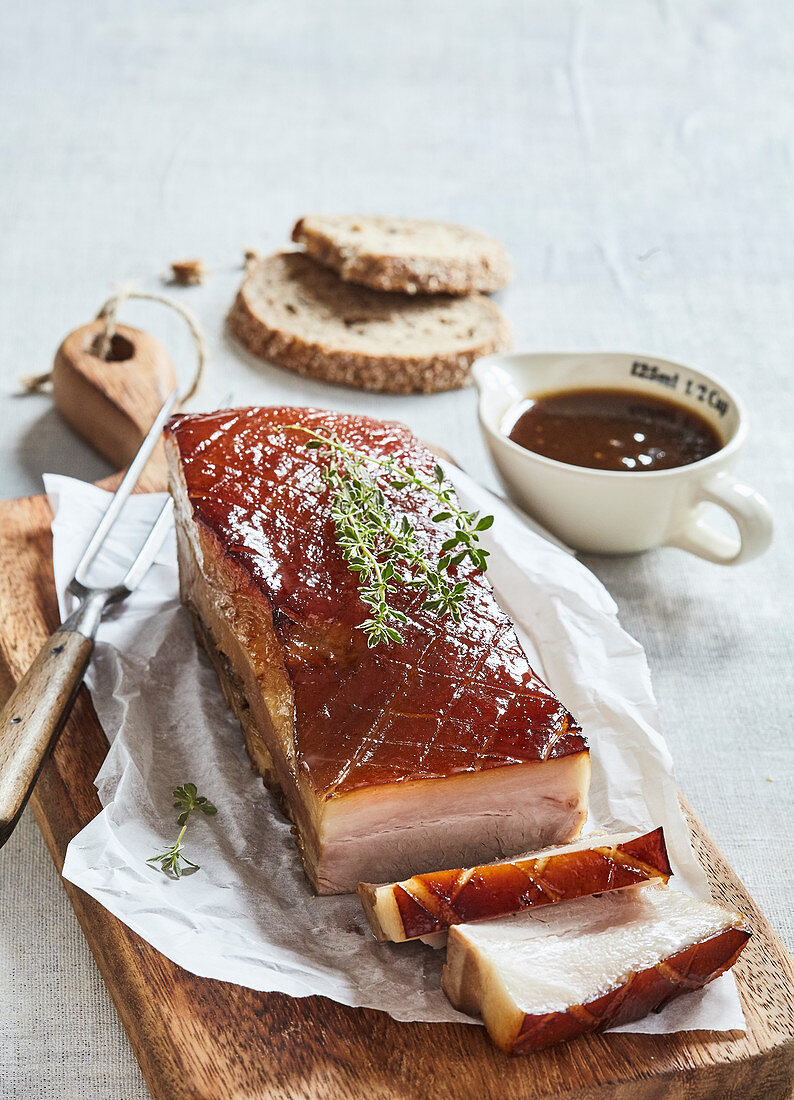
[49,470,744,1031]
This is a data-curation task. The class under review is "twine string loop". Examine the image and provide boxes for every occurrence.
[21,285,207,402]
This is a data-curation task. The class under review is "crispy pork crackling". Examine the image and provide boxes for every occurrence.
[358,827,672,942]
[165,407,589,894]
[442,884,749,1053]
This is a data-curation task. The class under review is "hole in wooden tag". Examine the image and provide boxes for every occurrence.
[88,333,135,362]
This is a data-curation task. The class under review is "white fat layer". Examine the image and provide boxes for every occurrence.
[455,884,739,1015]
[317,752,589,892]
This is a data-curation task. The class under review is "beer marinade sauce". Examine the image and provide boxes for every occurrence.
[506,387,723,472]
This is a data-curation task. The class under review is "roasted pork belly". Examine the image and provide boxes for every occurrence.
[165,407,589,894]
[358,827,671,942]
[442,884,749,1053]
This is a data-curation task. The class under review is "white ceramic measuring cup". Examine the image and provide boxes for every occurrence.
[473,351,773,562]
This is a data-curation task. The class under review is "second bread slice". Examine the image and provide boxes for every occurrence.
[227,251,511,394]
[292,214,513,295]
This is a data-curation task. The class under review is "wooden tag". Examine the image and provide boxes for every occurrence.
[51,321,178,489]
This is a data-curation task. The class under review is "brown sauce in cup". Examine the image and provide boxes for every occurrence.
[507,388,723,472]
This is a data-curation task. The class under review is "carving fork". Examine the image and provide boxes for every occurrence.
[0,392,178,848]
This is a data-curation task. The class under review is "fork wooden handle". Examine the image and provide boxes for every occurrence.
[0,630,93,847]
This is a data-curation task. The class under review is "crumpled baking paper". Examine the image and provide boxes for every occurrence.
[47,468,744,1031]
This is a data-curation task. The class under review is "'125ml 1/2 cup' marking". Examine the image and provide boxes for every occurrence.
[630,361,729,418]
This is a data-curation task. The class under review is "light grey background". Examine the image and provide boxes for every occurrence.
[1,2,792,1097]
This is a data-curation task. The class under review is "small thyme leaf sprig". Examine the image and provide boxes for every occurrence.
[147,783,217,879]
[282,425,494,647]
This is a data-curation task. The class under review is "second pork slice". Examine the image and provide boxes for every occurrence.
[228,252,511,394]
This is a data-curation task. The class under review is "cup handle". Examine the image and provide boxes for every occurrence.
[665,472,773,565]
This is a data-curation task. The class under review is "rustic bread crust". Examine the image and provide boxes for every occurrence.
[292,214,513,295]
[227,251,512,394]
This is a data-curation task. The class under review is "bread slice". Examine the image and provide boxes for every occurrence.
[227,252,512,394]
[292,215,513,295]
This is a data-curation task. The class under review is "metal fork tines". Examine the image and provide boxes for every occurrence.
[63,391,178,636]
[0,389,179,848]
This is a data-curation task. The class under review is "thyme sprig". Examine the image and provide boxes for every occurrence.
[147,783,217,879]
[283,425,494,647]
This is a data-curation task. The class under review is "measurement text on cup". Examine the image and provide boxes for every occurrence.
[631,361,729,417]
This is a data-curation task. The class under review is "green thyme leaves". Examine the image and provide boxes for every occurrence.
[147,783,217,879]
[284,426,494,648]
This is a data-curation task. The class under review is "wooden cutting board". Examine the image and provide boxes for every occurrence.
[1,488,793,1100]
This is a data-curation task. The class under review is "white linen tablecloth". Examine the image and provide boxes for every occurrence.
[0,2,791,1096]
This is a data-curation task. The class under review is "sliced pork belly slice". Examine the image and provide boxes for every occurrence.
[442,884,749,1054]
[165,407,589,894]
[358,827,671,942]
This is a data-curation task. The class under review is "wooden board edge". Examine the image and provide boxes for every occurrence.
[0,491,792,1100]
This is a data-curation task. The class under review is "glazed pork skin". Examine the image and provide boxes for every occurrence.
[164,407,590,894]
[442,884,749,1054]
[358,827,672,942]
